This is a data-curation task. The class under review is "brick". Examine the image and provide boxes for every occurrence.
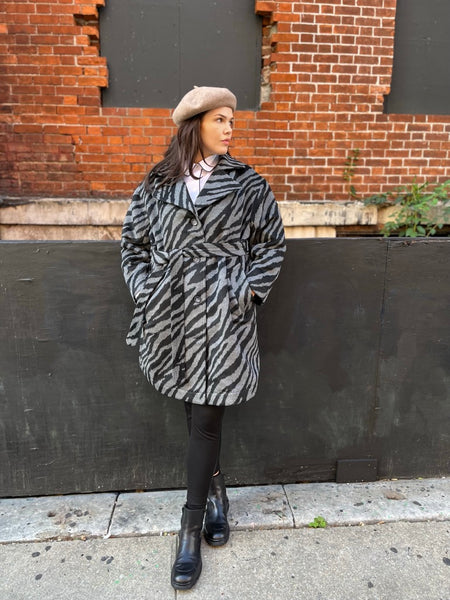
[76,76,107,87]
[73,5,99,17]
[77,55,106,66]
[255,2,276,15]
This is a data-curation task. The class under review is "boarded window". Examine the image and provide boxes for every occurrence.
[384,0,450,115]
[99,0,262,110]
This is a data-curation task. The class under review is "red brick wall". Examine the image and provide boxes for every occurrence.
[1,0,450,201]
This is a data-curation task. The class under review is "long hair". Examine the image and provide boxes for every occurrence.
[145,113,208,191]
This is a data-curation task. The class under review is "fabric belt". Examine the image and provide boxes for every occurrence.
[126,240,249,383]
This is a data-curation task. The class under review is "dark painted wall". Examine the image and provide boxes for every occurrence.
[99,0,262,109]
[1,240,449,497]
[385,0,450,114]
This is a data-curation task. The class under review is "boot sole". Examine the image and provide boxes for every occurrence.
[204,529,230,547]
[171,563,202,590]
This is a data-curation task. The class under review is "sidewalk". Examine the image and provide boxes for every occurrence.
[1,478,449,599]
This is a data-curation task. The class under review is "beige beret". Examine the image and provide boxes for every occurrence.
[172,86,237,126]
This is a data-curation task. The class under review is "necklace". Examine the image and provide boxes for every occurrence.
[193,157,218,194]
[184,155,218,201]
[197,165,205,195]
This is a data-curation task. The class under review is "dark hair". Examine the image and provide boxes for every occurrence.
[145,112,207,191]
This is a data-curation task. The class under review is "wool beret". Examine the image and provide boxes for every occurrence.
[172,86,237,126]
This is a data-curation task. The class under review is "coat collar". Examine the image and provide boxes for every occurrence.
[215,153,248,173]
[153,154,248,212]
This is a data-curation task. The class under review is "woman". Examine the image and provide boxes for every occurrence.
[121,86,286,590]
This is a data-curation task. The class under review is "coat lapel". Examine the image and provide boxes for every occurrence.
[153,177,196,214]
[194,171,241,209]
[194,154,246,210]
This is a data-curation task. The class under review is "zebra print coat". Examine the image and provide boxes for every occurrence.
[121,153,286,406]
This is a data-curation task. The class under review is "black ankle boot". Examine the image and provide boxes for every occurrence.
[204,472,230,546]
[171,505,204,590]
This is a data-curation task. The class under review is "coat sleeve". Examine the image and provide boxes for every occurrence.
[120,183,152,302]
[246,179,286,305]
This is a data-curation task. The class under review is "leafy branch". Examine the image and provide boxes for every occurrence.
[363,179,450,237]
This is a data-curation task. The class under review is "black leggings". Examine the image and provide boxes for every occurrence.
[184,402,225,510]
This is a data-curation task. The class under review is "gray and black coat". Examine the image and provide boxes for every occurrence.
[121,153,286,406]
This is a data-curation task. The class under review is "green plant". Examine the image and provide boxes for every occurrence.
[343,148,360,200]
[308,515,327,528]
[364,179,450,237]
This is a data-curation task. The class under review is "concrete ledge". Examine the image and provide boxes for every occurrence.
[1,197,448,239]
[0,198,129,226]
[1,478,448,544]
[280,201,377,226]
[0,493,117,543]
[0,224,121,240]
[110,490,186,537]
[0,198,129,240]
[0,198,375,225]
[109,485,292,538]
[0,197,378,239]
[285,477,450,527]
[227,485,293,531]
[284,225,337,238]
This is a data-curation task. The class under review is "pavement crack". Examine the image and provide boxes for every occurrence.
[103,492,120,539]
[282,485,296,529]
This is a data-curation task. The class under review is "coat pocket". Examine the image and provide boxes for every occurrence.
[227,263,254,320]
[142,267,172,333]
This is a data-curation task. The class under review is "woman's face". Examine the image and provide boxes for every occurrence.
[197,106,234,160]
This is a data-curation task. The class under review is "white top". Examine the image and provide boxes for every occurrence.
[183,155,219,202]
